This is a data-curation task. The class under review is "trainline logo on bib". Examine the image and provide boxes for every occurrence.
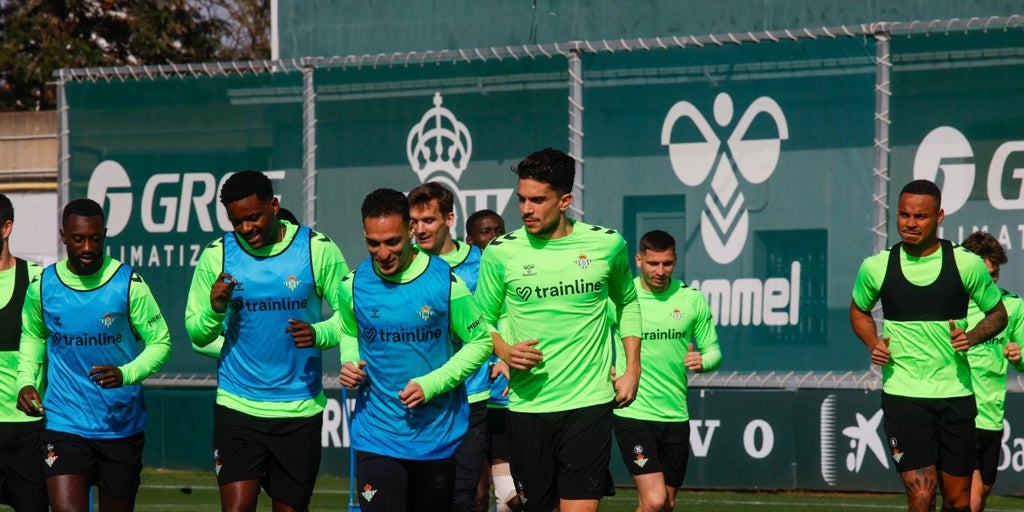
[661,92,789,264]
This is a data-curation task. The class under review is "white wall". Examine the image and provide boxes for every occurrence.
[8,191,59,266]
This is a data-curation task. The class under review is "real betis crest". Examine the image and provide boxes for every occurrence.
[672,308,682,320]
[361,485,378,502]
[576,254,591,269]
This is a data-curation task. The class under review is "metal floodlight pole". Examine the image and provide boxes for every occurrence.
[56,71,70,260]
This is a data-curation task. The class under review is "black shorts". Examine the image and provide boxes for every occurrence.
[881,392,976,476]
[212,404,322,508]
[975,428,1002,485]
[613,416,690,488]
[453,401,490,512]
[507,401,615,511]
[41,429,144,500]
[0,421,47,512]
[355,451,455,512]
[487,406,511,463]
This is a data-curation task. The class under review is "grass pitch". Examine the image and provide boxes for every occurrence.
[4,468,1024,511]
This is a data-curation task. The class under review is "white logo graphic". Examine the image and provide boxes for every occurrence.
[88,160,133,237]
[99,313,115,328]
[407,93,513,238]
[45,444,58,467]
[913,126,975,214]
[284,276,300,291]
[820,395,888,486]
[841,410,888,472]
[662,93,788,264]
[914,126,1024,215]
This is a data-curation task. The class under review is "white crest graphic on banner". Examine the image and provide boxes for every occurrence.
[407,92,513,238]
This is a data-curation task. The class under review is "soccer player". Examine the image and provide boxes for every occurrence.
[17,198,171,512]
[474,148,642,512]
[337,188,493,511]
[0,193,46,512]
[465,209,506,251]
[613,230,721,512]
[959,231,1024,512]
[850,179,1007,512]
[185,171,349,512]
[408,182,491,512]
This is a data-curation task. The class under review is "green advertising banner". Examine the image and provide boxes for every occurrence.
[890,30,1024,291]
[312,57,569,266]
[580,38,877,371]
[144,387,1024,496]
[66,73,307,375]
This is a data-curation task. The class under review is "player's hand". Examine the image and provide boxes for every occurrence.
[210,272,238,314]
[489,360,509,381]
[16,385,43,416]
[1006,342,1022,364]
[871,337,891,366]
[613,367,640,408]
[489,361,510,397]
[685,342,704,372]
[89,365,123,389]
[949,319,970,352]
[339,361,367,388]
[286,319,316,348]
[505,340,542,371]
[399,381,425,408]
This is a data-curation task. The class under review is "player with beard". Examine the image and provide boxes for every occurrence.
[17,198,171,512]
[612,230,721,512]
[338,188,493,511]
[185,171,349,512]
[474,148,642,512]
[850,179,1007,512]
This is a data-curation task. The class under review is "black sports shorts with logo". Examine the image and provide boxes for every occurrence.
[213,403,322,508]
[41,429,144,500]
[0,420,47,511]
[613,416,691,487]
[881,392,976,476]
[507,401,616,511]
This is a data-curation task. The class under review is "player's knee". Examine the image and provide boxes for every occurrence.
[639,490,668,512]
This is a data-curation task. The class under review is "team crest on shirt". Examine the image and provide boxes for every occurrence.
[633,445,649,468]
[44,444,58,467]
[672,308,682,320]
[283,275,301,291]
[99,313,115,328]
[418,305,433,321]
[361,484,378,502]
[576,254,591,269]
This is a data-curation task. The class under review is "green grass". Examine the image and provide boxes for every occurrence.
[4,468,1024,511]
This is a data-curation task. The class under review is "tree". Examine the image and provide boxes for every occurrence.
[0,0,269,111]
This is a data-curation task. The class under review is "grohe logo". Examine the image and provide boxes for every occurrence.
[661,93,789,264]
[913,126,1024,214]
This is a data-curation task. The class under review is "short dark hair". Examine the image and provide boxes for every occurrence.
[62,198,105,225]
[639,230,676,253]
[465,209,501,235]
[900,179,941,206]
[361,188,410,222]
[962,231,1008,266]
[512,148,576,196]
[408,182,455,215]
[219,171,274,206]
[0,193,12,225]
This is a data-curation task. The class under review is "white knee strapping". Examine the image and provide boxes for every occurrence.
[492,463,516,512]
